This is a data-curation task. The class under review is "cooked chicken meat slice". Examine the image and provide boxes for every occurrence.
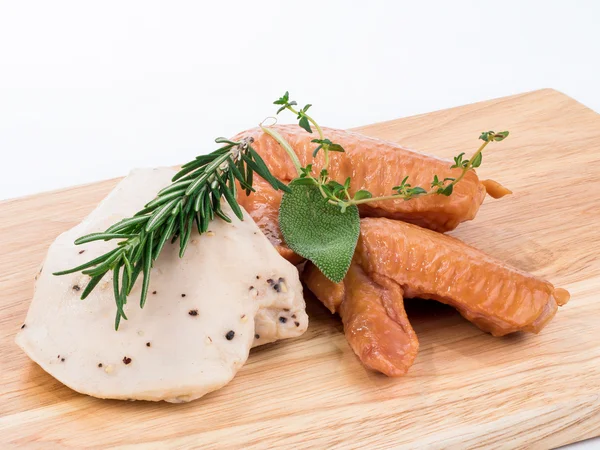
[303,218,569,376]
[16,168,307,402]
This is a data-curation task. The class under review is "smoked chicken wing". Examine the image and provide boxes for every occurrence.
[303,218,569,376]
[304,261,419,377]
[234,125,505,254]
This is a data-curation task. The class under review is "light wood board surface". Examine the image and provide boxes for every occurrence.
[1,89,599,449]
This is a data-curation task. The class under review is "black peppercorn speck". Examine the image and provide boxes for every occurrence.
[226,330,235,340]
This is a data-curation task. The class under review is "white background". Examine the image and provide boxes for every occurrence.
[0,2,598,448]
[1,1,599,201]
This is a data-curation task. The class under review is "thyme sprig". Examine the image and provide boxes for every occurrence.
[265,92,509,212]
[54,137,288,329]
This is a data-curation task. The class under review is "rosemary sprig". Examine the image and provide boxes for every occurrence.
[54,137,288,329]
[266,92,508,212]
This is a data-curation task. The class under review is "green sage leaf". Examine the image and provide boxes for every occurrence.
[279,183,359,283]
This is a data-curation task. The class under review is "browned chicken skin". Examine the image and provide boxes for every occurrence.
[303,218,570,376]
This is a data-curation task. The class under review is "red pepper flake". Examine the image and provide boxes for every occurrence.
[123,356,132,365]
[189,309,198,316]
[79,250,85,254]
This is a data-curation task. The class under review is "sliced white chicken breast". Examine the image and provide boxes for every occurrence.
[16,168,308,402]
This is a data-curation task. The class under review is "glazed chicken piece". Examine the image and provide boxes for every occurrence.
[303,218,570,376]
[235,125,509,258]
[305,261,419,376]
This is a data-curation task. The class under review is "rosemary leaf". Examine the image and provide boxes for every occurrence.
[146,197,180,232]
[218,172,244,221]
[157,179,194,196]
[80,274,105,300]
[153,215,176,260]
[53,248,120,276]
[140,232,153,308]
[128,259,144,295]
[74,233,131,245]
[81,250,124,277]
[105,216,150,234]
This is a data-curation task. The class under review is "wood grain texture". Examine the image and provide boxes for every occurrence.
[1,89,599,449]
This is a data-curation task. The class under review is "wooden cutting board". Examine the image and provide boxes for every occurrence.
[1,89,599,449]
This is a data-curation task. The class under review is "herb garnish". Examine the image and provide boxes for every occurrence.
[266,92,509,210]
[55,91,509,327]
